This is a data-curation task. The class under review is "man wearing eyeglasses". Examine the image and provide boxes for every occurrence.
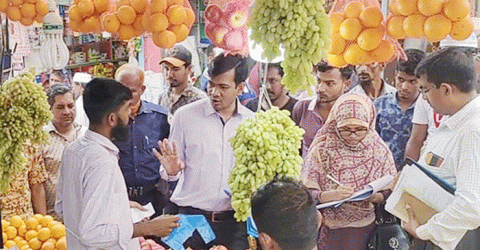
[402,47,480,250]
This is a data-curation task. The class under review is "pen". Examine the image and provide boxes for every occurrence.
[326,174,343,186]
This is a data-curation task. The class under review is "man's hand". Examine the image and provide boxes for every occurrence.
[402,204,421,239]
[334,185,354,200]
[147,215,181,237]
[153,139,184,176]
[130,201,148,211]
[366,193,384,204]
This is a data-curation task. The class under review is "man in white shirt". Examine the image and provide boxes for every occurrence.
[153,54,255,249]
[402,48,480,250]
[56,78,179,250]
[349,62,396,100]
[72,73,92,128]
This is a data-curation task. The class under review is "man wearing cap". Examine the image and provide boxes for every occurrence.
[158,45,207,117]
[73,73,92,128]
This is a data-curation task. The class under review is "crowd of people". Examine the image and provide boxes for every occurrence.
[2,39,480,250]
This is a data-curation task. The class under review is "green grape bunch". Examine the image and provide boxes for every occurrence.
[249,0,332,94]
[229,107,305,221]
[0,70,52,192]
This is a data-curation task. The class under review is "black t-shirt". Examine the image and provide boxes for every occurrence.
[245,97,298,118]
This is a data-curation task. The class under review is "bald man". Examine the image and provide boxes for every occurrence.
[114,64,171,216]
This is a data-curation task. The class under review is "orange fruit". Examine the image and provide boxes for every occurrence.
[20,17,34,26]
[118,24,135,40]
[25,230,38,241]
[450,15,474,40]
[93,0,108,13]
[328,32,346,54]
[418,0,444,16]
[327,53,347,67]
[170,23,188,42]
[166,0,182,7]
[10,215,24,228]
[167,4,186,25]
[51,224,66,238]
[150,0,167,13]
[4,240,15,248]
[77,0,95,17]
[29,238,42,250]
[117,5,136,24]
[148,12,168,32]
[339,17,363,40]
[17,239,28,248]
[152,30,176,48]
[359,6,383,28]
[357,27,384,51]
[329,12,344,33]
[387,15,406,39]
[37,228,51,242]
[25,0,36,3]
[21,3,36,17]
[0,0,8,12]
[389,0,400,15]
[18,225,27,236]
[396,0,417,16]
[344,1,364,18]
[424,14,452,41]
[7,6,22,21]
[133,14,146,34]
[84,15,101,32]
[403,14,426,37]
[5,226,17,239]
[69,19,82,31]
[36,0,48,16]
[371,40,395,62]
[130,0,147,13]
[116,0,130,8]
[102,13,120,33]
[343,43,369,65]
[443,0,469,21]
[41,241,55,250]
[9,0,23,6]
[68,5,82,21]
[184,7,195,27]
[40,216,54,228]
[56,237,67,250]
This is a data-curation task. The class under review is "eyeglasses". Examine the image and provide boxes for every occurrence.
[337,128,368,137]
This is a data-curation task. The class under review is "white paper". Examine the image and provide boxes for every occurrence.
[130,203,155,223]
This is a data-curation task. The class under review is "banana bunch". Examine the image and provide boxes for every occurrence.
[0,70,52,192]
[229,107,304,221]
[249,0,331,94]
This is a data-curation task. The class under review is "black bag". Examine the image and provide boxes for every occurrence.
[367,204,410,250]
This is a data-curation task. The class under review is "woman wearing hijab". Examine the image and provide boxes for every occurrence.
[302,93,397,250]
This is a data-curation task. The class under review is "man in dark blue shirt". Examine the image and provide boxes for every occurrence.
[374,49,425,169]
[115,64,170,216]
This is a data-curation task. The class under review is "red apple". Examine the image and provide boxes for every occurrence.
[205,4,223,22]
[223,29,244,51]
[205,23,217,41]
[229,10,247,28]
[213,26,229,45]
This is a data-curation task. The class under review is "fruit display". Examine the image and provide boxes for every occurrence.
[249,0,331,94]
[2,214,67,250]
[68,0,112,33]
[204,0,250,56]
[387,0,474,41]
[229,107,304,222]
[0,70,52,192]
[88,62,115,78]
[102,0,148,40]
[0,0,49,26]
[327,1,397,67]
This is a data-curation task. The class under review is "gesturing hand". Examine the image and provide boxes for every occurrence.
[148,215,181,237]
[153,139,184,176]
[334,185,355,200]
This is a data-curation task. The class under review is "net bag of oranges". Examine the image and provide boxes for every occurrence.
[387,0,474,41]
[68,0,114,33]
[204,0,250,56]
[327,0,405,67]
[1,0,49,26]
[2,214,67,250]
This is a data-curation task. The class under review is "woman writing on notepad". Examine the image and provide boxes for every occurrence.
[302,93,397,250]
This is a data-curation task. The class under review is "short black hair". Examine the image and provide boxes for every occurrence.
[316,60,354,80]
[47,84,73,106]
[83,78,132,126]
[267,62,284,78]
[396,49,426,76]
[415,47,477,93]
[251,178,318,250]
[208,53,249,86]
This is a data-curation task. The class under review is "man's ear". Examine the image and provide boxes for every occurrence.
[106,112,117,127]
[186,64,193,73]
[440,83,454,96]
[343,79,351,92]
[258,232,277,250]
[236,82,246,96]
[140,84,146,95]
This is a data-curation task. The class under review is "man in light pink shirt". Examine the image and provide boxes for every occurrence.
[154,54,255,249]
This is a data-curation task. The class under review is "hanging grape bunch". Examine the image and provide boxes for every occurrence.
[0,70,52,192]
[249,0,331,94]
[229,107,304,222]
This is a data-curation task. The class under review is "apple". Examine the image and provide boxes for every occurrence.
[213,26,229,45]
[205,4,223,22]
[229,10,247,28]
[205,23,217,40]
[223,29,244,51]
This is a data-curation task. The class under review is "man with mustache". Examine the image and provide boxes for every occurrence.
[42,84,87,220]
[114,64,171,217]
[158,45,207,118]
[245,63,298,118]
[292,61,353,157]
[375,49,425,169]
[350,62,396,100]
[56,78,179,250]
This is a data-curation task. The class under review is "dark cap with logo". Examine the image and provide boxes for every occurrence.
[159,45,192,67]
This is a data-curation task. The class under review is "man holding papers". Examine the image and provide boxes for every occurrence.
[402,47,480,249]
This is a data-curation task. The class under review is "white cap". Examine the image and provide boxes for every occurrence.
[72,72,92,84]
[439,33,478,49]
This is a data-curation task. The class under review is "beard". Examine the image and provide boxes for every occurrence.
[111,118,130,143]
